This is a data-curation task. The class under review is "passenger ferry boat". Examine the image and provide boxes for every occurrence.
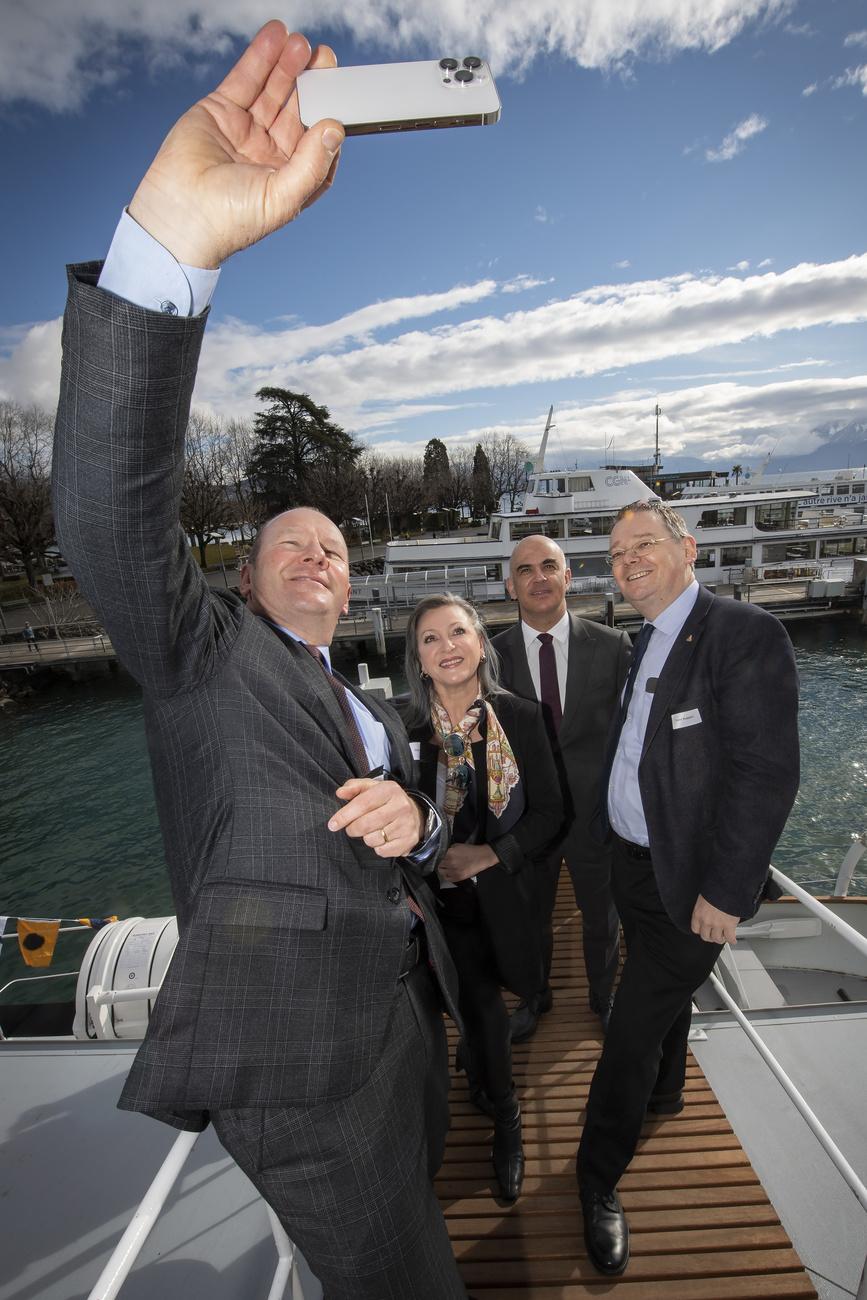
[370,416,867,604]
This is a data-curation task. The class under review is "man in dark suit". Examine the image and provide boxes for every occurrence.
[575,499,800,1277]
[52,25,467,1300]
[492,535,630,1039]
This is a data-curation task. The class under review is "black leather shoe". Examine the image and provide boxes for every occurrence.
[509,988,553,1044]
[580,1187,629,1276]
[646,1089,684,1116]
[492,1097,524,1202]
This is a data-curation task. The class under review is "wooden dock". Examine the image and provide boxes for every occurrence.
[436,879,817,1298]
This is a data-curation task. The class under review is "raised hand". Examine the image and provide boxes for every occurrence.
[128,22,344,269]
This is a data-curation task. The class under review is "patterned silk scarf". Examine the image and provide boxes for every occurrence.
[431,697,520,829]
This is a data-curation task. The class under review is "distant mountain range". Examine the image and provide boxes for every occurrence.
[632,420,867,478]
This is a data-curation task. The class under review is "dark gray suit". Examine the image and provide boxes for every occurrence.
[492,614,630,1008]
[52,264,467,1299]
[577,587,800,1193]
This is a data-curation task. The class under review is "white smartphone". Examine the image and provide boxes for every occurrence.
[297,58,501,136]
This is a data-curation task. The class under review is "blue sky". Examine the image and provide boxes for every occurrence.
[2,0,866,472]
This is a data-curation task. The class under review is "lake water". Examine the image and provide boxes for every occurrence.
[1,615,865,989]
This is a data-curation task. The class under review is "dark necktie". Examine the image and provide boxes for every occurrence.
[303,644,425,923]
[303,644,370,773]
[617,621,655,731]
[537,632,563,734]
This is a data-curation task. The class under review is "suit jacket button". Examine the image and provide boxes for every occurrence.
[386,886,401,904]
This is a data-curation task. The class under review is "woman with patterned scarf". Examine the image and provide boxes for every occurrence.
[401,593,564,1202]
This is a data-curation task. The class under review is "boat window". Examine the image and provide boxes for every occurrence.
[567,514,615,537]
[695,506,748,528]
[567,475,594,493]
[854,484,865,494]
[489,519,501,541]
[761,540,816,563]
[510,518,564,540]
[755,501,799,532]
[694,548,716,569]
[720,545,752,565]
[819,536,866,558]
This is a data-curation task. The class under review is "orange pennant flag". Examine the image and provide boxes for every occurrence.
[17,919,61,968]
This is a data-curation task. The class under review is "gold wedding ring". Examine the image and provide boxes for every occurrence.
[381,827,389,845]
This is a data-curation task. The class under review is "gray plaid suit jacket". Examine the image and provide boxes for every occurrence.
[53,263,459,1131]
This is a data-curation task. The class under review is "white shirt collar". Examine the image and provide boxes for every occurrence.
[648,579,700,638]
[520,608,570,652]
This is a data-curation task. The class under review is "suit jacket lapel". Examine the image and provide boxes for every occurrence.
[264,621,371,778]
[560,614,594,742]
[642,588,713,754]
[343,675,414,785]
[502,622,537,700]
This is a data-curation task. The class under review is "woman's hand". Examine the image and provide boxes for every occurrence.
[438,842,499,883]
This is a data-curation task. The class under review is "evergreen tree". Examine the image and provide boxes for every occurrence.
[422,438,451,519]
[247,388,361,516]
[471,443,496,516]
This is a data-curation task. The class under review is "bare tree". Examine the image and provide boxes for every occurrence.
[375,455,426,534]
[480,431,531,511]
[223,417,268,544]
[181,410,232,566]
[0,401,55,587]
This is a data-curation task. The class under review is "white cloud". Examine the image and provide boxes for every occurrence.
[728,260,751,272]
[0,0,794,112]
[844,31,867,48]
[705,113,768,162]
[500,274,553,294]
[4,255,867,441]
[831,65,867,95]
[471,375,867,465]
[758,257,774,268]
[614,259,631,269]
[802,82,818,96]
[534,206,550,224]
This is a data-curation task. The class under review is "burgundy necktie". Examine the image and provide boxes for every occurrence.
[537,632,563,734]
[303,644,370,773]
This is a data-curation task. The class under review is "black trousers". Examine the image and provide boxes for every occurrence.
[537,839,621,1010]
[576,838,723,1193]
[212,957,466,1299]
[440,887,514,1105]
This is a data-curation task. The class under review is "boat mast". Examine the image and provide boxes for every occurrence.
[533,405,555,473]
[653,403,663,488]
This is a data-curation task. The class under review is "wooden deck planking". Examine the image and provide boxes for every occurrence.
[435,880,817,1298]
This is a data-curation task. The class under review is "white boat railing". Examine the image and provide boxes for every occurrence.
[87,1129,306,1300]
[710,862,867,1296]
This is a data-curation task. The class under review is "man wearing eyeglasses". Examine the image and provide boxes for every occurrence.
[576,498,799,1277]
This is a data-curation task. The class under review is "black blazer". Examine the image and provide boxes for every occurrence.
[611,585,800,932]
[492,614,630,861]
[404,692,563,997]
[52,265,460,1129]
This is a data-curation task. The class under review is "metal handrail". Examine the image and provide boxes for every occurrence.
[87,1129,304,1300]
[707,970,867,1216]
[768,864,867,959]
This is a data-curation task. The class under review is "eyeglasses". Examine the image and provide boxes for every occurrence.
[606,536,672,569]
[443,731,471,789]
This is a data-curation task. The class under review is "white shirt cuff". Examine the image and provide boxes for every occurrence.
[98,209,220,317]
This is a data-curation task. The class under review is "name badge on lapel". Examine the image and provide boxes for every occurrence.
[671,708,702,730]
[409,741,421,759]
